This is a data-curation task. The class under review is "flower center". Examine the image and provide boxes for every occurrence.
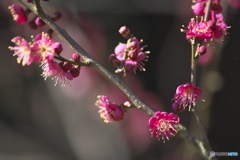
[158,119,170,132]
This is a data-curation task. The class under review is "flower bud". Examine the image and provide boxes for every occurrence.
[72,53,81,61]
[51,11,62,21]
[54,43,63,55]
[8,4,28,24]
[193,3,205,16]
[70,68,80,78]
[119,26,131,39]
[35,17,45,26]
[196,46,207,56]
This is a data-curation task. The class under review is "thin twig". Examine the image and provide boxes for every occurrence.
[190,0,214,159]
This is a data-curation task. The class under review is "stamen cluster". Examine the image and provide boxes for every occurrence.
[148,111,180,142]
[173,83,202,111]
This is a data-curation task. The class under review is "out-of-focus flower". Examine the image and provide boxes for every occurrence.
[148,111,180,142]
[211,13,229,40]
[192,0,222,16]
[173,83,202,111]
[41,60,73,86]
[8,4,28,24]
[95,95,124,123]
[31,32,61,62]
[9,36,34,66]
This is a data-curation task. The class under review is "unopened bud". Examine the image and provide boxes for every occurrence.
[54,43,63,55]
[119,26,131,39]
[35,17,45,26]
[72,53,81,61]
[70,68,80,78]
[52,11,62,21]
[196,46,207,56]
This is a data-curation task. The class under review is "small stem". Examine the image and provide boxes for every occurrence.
[54,55,90,66]
[204,0,212,21]
[191,41,196,84]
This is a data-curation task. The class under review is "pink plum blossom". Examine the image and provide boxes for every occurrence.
[148,111,180,142]
[95,95,124,123]
[173,83,202,111]
[9,36,34,66]
[8,4,27,24]
[182,19,213,42]
[41,60,73,86]
[31,32,61,62]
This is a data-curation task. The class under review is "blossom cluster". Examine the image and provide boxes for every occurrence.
[109,26,149,76]
[9,3,61,29]
[182,0,229,45]
[9,32,81,86]
[95,95,180,142]
[8,2,81,86]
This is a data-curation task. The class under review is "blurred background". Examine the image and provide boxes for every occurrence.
[0,0,240,160]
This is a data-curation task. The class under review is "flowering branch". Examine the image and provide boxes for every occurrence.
[13,0,224,159]
[190,0,213,158]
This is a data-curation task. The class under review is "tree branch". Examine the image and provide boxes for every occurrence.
[17,0,211,159]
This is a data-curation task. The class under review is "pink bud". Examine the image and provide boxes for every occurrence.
[8,4,28,24]
[196,46,207,56]
[119,26,131,39]
[72,53,81,61]
[193,3,205,16]
[70,68,80,78]
[35,17,45,26]
[54,43,63,55]
[34,33,42,41]
[52,11,62,21]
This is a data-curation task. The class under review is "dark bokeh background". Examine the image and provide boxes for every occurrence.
[0,0,239,160]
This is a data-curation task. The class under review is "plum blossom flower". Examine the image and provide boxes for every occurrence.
[31,32,61,62]
[95,95,124,123]
[211,13,229,40]
[173,83,202,111]
[9,36,34,66]
[181,18,213,42]
[8,4,27,24]
[148,111,180,142]
[109,37,149,75]
[41,60,73,86]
